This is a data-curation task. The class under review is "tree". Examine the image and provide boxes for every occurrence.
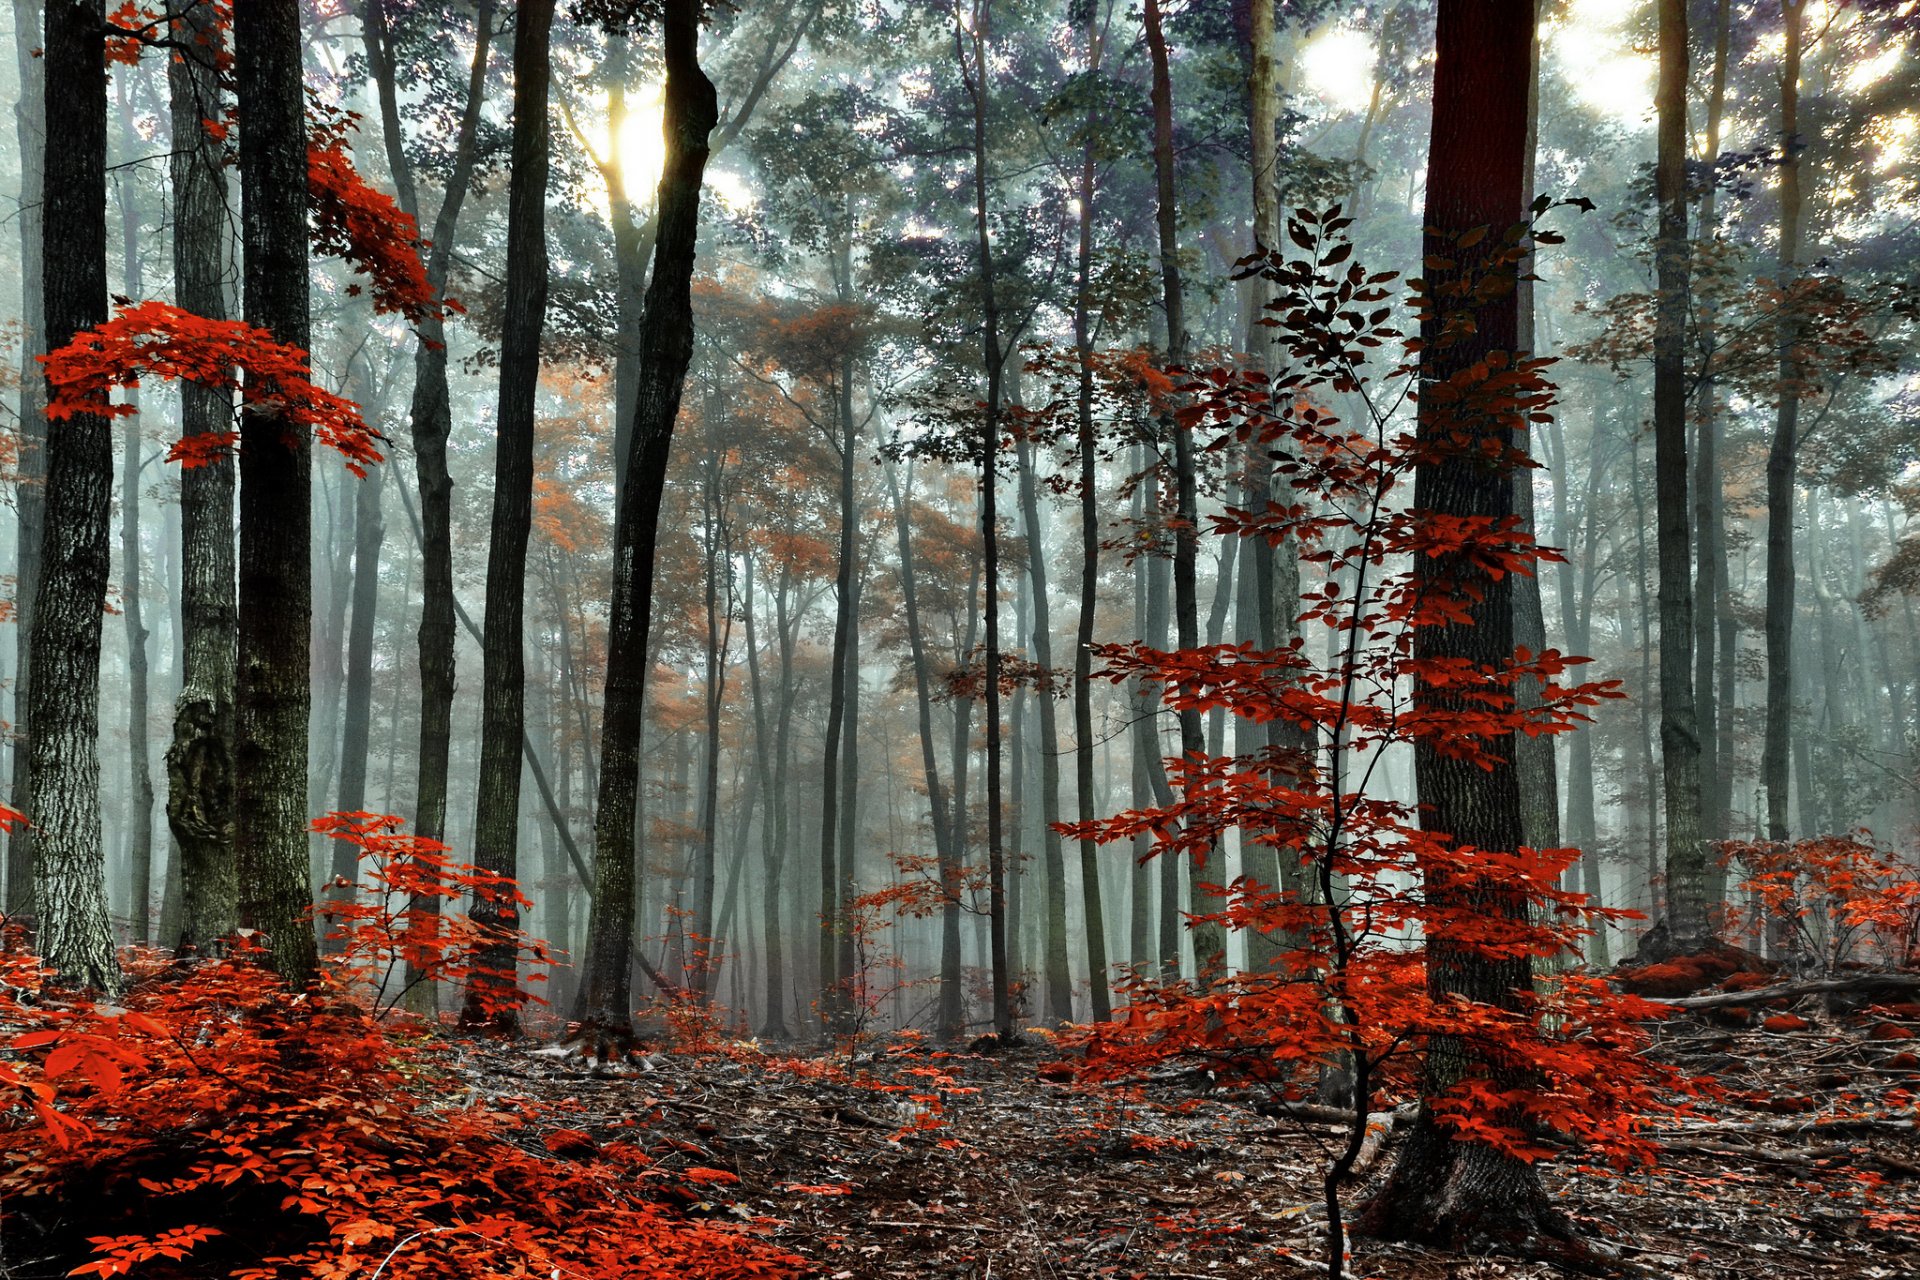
[28,0,117,993]
[1365,0,1568,1249]
[1651,0,1707,949]
[577,0,719,1036]
[465,0,555,1032]
[233,0,318,986]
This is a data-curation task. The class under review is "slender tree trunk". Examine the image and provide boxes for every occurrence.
[1071,12,1110,1018]
[957,0,1014,1039]
[577,0,716,1033]
[815,382,858,1034]
[335,464,385,820]
[233,0,317,987]
[1694,0,1732,857]
[694,459,730,996]
[1144,0,1224,983]
[465,0,554,1032]
[1015,432,1072,1023]
[1366,0,1560,1245]
[168,0,241,948]
[1549,408,1608,966]
[1762,0,1806,844]
[1652,0,1707,948]
[29,0,116,992]
[6,0,44,917]
[114,91,154,944]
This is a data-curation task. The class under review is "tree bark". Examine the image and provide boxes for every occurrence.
[1653,0,1707,947]
[465,0,554,1032]
[165,0,236,954]
[1364,0,1562,1248]
[28,0,117,992]
[335,463,384,820]
[1762,0,1806,844]
[1015,431,1072,1024]
[1694,0,1732,855]
[576,0,717,1034]
[234,0,318,987]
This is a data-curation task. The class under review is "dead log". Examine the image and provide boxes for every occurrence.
[1649,972,1920,1011]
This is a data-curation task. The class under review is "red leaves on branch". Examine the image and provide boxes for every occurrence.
[307,103,453,328]
[40,300,382,473]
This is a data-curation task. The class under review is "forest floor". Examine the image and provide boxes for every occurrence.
[449,1008,1920,1280]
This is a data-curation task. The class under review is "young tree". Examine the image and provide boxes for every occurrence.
[465,0,555,1032]
[28,0,117,992]
[233,0,318,986]
[577,0,719,1035]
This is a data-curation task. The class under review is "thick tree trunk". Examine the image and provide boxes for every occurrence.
[7,0,44,917]
[234,0,318,988]
[1762,0,1805,844]
[1653,0,1707,947]
[165,0,236,954]
[1365,0,1563,1249]
[465,0,554,1032]
[29,0,116,992]
[1145,0,1224,984]
[576,0,716,1034]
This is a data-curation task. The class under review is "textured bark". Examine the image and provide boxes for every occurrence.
[1653,0,1707,947]
[28,0,116,993]
[7,0,44,916]
[1694,0,1732,852]
[465,0,554,1032]
[334,465,385,817]
[1364,0,1563,1249]
[1015,433,1072,1025]
[165,0,236,954]
[1070,16,1110,1017]
[576,0,716,1034]
[234,0,317,987]
[1762,0,1806,844]
[1144,0,1224,984]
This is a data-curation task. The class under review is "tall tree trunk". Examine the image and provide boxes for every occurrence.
[1762,0,1805,844]
[1070,9,1110,1018]
[465,0,554,1032]
[1144,0,1224,983]
[957,0,1014,1040]
[114,87,154,944]
[815,375,858,1034]
[694,457,730,997]
[164,0,236,954]
[1652,0,1707,948]
[7,0,44,917]
[577,0,717,1033]
[29,0,116,992]
[1365,0,1559,1245]
[335,463,384,819]
[234,0,318,987]
[1016,432,1072,1024]
[1694,0,1732,857]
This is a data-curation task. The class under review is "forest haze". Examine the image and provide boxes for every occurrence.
[0,0,1918,1277]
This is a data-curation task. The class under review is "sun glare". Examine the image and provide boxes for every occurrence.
[616,83,668,194]
[1547,0,1653,127]
[1299,27,1378,114]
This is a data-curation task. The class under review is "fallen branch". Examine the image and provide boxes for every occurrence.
[1649,972,1920,1011]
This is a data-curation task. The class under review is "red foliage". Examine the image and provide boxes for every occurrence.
[1721,833,1920,973]
[0,818,799,1280]
[40,300,382,474]
[1760,1014,1812,1033]
[306,103,452,328]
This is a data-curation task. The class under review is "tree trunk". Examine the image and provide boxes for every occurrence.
[1144,0,1224,984]
[694,454,730,997]
[815,375,858,1034]
[464,0,554,1032]
[234,0,317,987]
[576,0,717,1034]
[1016,432,1072,1024]
[164,0,236,954]
[1364,0,1563,1248]
[7,0,44,917]
[29,0,116,992]
[1762,0,1805,844]
[335,464,384,817]
[1653,0,1707,947]
[1694,0,1732,856]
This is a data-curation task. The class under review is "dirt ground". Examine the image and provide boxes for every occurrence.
[451,1011,1920,1280]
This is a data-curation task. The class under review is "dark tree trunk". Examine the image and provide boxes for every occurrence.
[1762,0,1805,844]
[362,0,494,1009]
[7,0,45,917]
[29,0,116,992]
[1694,0,1732,855]
[693,451,730,997]
[1653,0,1707,946]
[815,369,858,1034]
[1365,0,1563,1249]
[335,464,384,818]
[165,0,236,954]
[577,0,717,1034]
[1144,0,1224,982]
[1015,432,1072,1024]
[464,0,554,1033]
[1071,16,1110,1017]
[234,0,317,987]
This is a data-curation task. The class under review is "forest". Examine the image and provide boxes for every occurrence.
[0,0,1917,1276]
